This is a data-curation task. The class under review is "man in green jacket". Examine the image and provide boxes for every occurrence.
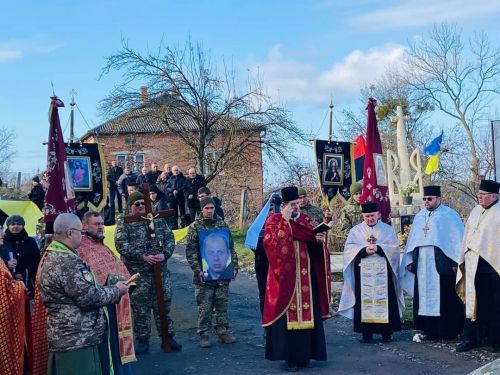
[186,197,239,348]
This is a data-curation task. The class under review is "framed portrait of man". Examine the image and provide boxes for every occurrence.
[67,156,92,191]
[199,228,233,281]
[322,154,344,186]
[374,154,387,187]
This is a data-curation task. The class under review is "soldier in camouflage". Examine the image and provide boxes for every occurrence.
[339,182,363,238]
[115,192,180,355]
[298,187,324,226]
[39,213,129,374]
[185,196,239,348]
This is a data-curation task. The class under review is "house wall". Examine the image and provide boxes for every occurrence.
[82,132,264,225]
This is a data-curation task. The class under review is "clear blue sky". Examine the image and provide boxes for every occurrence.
[1,0,500,176]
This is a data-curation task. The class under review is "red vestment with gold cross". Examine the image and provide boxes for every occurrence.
[262,213,331,328]
[77,235,136,364]
[0,259,28,375]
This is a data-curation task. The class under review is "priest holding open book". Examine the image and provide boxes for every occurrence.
[262,186,331,372]
[338,202,404,343]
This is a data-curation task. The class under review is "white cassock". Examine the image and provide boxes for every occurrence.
[456,202,500,321]
[399,204,464,316]
[338,220,404,321]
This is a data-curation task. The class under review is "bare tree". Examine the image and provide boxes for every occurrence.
[99,39,307,183]
[0,126,16,175]
[403,22,500,185]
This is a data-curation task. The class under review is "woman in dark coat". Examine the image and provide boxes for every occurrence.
[1,215,40,296]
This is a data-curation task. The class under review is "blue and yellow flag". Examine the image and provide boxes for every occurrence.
[424,131,443,175]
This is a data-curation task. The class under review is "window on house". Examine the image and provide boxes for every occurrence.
[114,153,145,172]
[203,148,224,176]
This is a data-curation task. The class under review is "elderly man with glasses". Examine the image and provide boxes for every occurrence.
[36,213,129,374]
[400,185,465,341]
[115,192,180,355]
[456,179,500,353]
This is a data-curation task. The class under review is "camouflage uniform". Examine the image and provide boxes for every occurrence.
[39,240,120,351]
[185,215,238,336]
[300,202,324,227]
[115,217,176,341]
[339,198,362,238]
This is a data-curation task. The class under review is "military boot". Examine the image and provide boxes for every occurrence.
[200,334,211,348]
[218,333,236,344]
[161,335,182,351]
[135,338,149,355]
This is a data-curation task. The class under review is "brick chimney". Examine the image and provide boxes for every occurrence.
[139,86,148,103]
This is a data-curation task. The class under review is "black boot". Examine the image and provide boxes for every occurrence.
[381,334,392,343]
[161,335,182,351]
[135,339,149,355]
[360,333,373,343]
[456,340,479,352]
[282,361,298,372]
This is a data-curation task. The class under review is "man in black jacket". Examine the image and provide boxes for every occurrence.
[107,161,123,213]
[165,165,187,229]
[185,168,206,225]
[28,176,45,211]
[146,163,162,185]
[117,167,137,202]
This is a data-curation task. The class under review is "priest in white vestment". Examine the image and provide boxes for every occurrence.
[339,202,404,343]
[456,179,500,353]
[400,185,464,339]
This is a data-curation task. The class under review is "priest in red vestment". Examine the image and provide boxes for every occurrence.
[262,186,331,372]
[77,211,136,374]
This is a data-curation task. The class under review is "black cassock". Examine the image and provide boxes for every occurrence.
[353,247,401,335]
[412,246,464,339]
[265,246,327,364]
[464,257,500,347]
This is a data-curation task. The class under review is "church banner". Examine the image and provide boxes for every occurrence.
[314,140,355,203]
[65,142,108,212]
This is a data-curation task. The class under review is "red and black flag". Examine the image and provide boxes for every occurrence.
[43,96,75,233]
[360,98,391,223]
[353,134,366,182]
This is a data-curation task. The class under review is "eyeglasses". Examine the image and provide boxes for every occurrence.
[69,228,85,234]
[133,201,145,207]
[423,197,435,201]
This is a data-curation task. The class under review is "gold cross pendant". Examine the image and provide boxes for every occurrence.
[423,224,429,237]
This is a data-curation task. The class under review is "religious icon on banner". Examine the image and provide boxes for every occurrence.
[322,154,344,185]
[199,229,233,281]
[374,154,387,187]
[65,143,108,212]
[67,156,92,191]
[314,140,355,203]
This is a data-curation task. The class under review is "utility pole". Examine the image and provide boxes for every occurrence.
[69,89,77,143]
[328,96,334,143]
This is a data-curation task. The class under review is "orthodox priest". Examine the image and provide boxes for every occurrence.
[400,186,464,340]
[338,202,403,343]
[456,179,500,353]
[77,211,136,374]
[262,186,331,372]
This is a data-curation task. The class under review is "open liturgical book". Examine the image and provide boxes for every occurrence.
[313,221,334,233]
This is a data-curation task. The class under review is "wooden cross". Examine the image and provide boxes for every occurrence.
[124,183,176,353]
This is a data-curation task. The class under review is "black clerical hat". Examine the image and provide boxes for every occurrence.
[479,179,500,194]
[281,186,299,202]
[423,185,441,197]
[361,202,378,213]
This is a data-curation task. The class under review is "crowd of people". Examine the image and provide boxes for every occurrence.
[1,173,498,374]
[107,162,212,229]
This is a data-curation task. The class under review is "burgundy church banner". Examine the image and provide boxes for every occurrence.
[314,140,355,203]
[65,142,108,212]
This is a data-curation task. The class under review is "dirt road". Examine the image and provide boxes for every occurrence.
[130,246,498,374]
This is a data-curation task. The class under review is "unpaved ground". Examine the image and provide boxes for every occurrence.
[130,246,498,374]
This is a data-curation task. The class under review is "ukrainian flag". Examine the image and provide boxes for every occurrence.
[424,131,443,175]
